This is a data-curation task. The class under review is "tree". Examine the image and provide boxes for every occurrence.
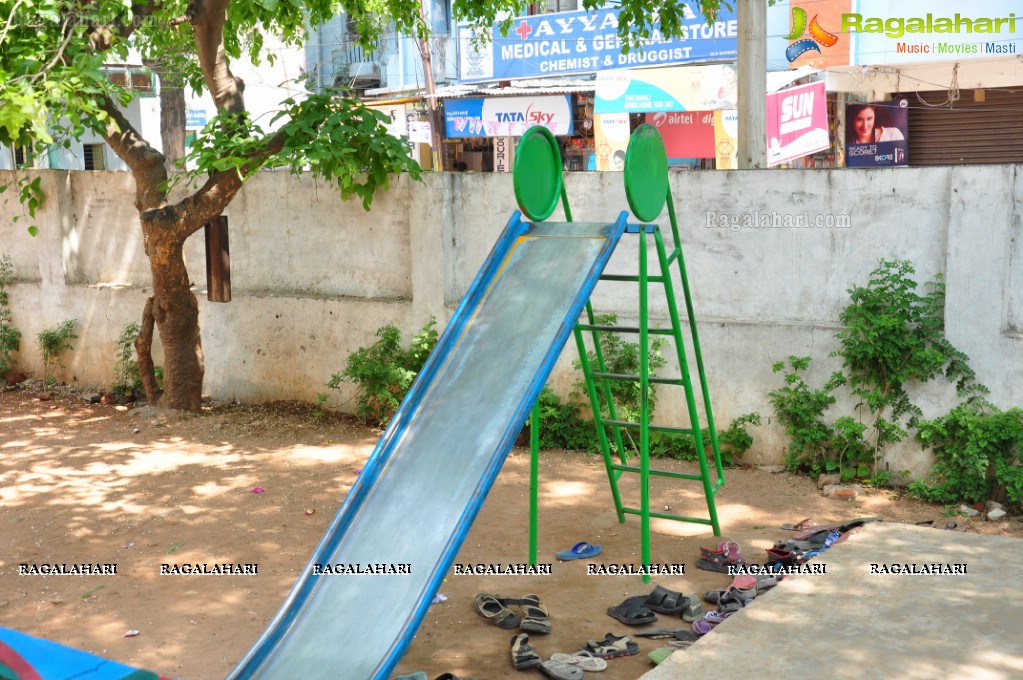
[0,0,719,410]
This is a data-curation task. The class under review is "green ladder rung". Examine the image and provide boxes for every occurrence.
[602,419,693,434]
[576,324,675,335]
[591,371,683,385]
[610,467,725,495]
[600,274,666,283]
[610,464,708,482]
[621,507,715,524]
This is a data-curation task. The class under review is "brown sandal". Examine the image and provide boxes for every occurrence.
[474,592,520,629]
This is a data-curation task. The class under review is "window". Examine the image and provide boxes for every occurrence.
[83,143,107,170]
[12,145,33,168]
[547,0,578,11]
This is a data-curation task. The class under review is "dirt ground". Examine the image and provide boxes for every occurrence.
[2,388,1021,680]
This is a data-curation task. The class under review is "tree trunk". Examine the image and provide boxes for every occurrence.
[139,211,205,411]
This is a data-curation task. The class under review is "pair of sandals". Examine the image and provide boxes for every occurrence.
[691,610,733,636]
[512,634,608,679]
[474,592,551,633]
[696,539,746,573]
[606,586,703,626]
[703,573,782,612]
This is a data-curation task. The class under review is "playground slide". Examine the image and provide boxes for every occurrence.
[227,211,628,679]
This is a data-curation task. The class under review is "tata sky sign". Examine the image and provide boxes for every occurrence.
[458,3,737,83]
[444,96,574,138]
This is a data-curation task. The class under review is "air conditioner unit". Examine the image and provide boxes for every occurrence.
[348,61,381,86]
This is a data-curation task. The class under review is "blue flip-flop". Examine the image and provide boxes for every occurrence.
[555,541,602,560]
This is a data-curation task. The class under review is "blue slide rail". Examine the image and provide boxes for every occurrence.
[227,212,628,679]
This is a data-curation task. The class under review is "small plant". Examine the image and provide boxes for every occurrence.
[330,317,439,426]
[111,322,142,399]
[768,356,856,476]
[0,254,21,377]
[312,393,329,420]
[37,319,77,389]
[717,412,763,463]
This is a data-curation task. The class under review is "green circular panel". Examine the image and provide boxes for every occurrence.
[513,126,564,222]
[624,124,669,222]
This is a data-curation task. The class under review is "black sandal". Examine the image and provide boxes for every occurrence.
[606,595,657,626]
[644,586,693,615]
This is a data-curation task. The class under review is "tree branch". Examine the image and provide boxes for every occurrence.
[0,0,26,49]
[99,96,168,212]
[192,0,245,114]
[171,128,288,234]
[86,2,162,53]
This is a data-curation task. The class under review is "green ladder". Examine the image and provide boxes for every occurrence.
[513,125,724,575]
[578,125,725,579]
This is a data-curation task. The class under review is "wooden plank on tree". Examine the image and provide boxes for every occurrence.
[204,216,231,303]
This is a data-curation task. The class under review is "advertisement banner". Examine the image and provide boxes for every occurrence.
[595,64,737,114]
[443,96,573,138]
[766,81,830,167]
[458,3,737,83]
[845,101,909,167]
[593,114,631,171]
[645,111,716,158]
[714,110,738,169]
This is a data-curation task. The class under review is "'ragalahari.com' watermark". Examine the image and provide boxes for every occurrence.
[706,211,852,232]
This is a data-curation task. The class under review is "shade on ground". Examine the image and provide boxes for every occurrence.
[641,523,1023,680]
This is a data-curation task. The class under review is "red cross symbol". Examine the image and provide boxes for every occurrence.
[515,20,532,40]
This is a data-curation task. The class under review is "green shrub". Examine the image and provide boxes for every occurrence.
[0,254,20,376]
[522,387,599,451]
[37,319,77,388]
[910,401,1023,509]
[770,260,990,484]
[646,413,761,468]
[573,312,666,426]
[329,317,439,426]
[833,259,987,474]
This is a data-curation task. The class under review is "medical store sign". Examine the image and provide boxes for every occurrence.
[444,96,574,138]
[458,3,737,83]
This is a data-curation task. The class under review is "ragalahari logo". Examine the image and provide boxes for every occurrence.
[784,7,838,62]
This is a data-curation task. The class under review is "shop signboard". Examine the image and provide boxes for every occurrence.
[844,101,908,167]
[443,95,574,138]
[594,64,737,113]
[185,109,207,128]
[765,81,830,167]
[493,137,515,172]
[458,3,737,83]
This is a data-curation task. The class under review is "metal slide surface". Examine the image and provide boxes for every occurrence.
[229,212,627,680]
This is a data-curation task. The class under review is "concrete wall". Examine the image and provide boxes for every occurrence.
[2,166,1021,475]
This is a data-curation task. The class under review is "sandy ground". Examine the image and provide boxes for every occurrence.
[2,388,1021,680]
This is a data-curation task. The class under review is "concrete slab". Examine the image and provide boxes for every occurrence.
[641,523,1023,680]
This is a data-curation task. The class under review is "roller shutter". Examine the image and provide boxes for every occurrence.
[900,87,1023,165]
